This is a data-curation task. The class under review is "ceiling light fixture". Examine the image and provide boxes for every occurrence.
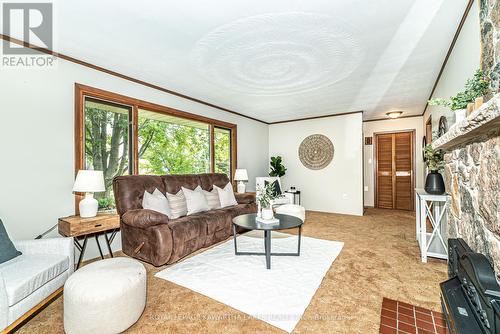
[386,111,403,119]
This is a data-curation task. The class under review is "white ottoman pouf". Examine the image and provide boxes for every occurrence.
[275,204,306,222]
[64,257,146,334]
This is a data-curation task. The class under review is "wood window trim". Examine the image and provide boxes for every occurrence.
[74,83,237,212]
[373,129,416,211]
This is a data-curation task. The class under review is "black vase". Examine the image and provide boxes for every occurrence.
[425,171,445,195]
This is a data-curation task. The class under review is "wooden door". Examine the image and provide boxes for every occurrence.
[376,134,394,209]
[375,131,414,210]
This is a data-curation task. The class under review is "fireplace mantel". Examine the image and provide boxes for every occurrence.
[432,93,500,151]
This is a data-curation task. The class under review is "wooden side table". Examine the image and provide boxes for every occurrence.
[58,213,120,269]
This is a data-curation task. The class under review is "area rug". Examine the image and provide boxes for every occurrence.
[379,297,449,334]
[155,232,344,333]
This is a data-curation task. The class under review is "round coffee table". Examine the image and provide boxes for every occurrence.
[232,213,303,269]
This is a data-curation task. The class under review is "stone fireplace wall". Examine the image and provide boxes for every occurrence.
[436,95,500,274]
[444,132,500,270]
[480,0,500,92]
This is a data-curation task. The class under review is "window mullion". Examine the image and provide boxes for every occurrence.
[210,124,215,173]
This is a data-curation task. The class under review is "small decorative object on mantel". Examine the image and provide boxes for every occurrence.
[423,144,445,195]
[474,96,484,111]
[298,134,334,170]
[428,69,489,124]
[256,182,279,220]
[438,116,448,138]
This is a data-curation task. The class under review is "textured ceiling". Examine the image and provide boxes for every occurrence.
[2,0,468,122]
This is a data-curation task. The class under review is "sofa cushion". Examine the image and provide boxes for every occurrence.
[182,186,209,215]
[167,216,207,241]
[163,174,201,195]
[203,189,221,210]
[198,173,230,191]
[214,183,238,208]
[113,175,166,214]
[142,188,172,218]
[0,254,69,306]
[192,210,231,235]
[166,190,188,219]
[235,193,255,204]
[0,219,21,264]
[219,203,257,218]
[167,216,208,263]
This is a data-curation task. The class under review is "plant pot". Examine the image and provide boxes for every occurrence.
[466,103,474,116]
[455,108,467,124]
[424,171,445,195]
[474,96,484,110]
[261,208,274,220]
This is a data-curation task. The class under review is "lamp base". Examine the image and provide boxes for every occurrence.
[237,181,246,194]
[79,193,98,218]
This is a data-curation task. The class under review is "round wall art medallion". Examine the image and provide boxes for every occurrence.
[298,134,334,170]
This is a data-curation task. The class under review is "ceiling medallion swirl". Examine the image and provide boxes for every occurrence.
[298,134,334,170]
[190,12,364,96]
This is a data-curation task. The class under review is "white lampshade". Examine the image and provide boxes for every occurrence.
[73,170,105,193]
[234,169,248,181]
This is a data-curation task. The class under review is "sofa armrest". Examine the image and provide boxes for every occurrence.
[122,209,169,228]
[0,273,7,331]
[235,193,256,204]
[14,237,75,276]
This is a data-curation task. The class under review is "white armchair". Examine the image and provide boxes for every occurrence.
[255,177,294,207]
[0,237,74,333]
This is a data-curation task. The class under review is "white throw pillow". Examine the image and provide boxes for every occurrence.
[182,186,210,215]
[142,188,172,218]
[214,183,238,208]
[203,189,221,210]
[166,190,188,219]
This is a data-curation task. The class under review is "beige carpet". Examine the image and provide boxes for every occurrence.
[15,209,447,334]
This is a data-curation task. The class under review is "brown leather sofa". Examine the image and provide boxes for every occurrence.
[113,173,256,266]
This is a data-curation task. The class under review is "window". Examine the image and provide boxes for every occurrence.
[83,98,132,210]
[138,109,210,175]
[75,84,236,212]
[214,127,231,178]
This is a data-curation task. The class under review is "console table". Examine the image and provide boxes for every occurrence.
[415,189,449,263]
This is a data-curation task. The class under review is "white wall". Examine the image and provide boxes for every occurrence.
[0,41,269,259]
[423,1,481,135]
[268,113,364,216]
[363,116,424,207]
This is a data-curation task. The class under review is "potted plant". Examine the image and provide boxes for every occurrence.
[257,183,278,219]
[423,144,445,195]
[428,69,489,123]
[269,156,287,177]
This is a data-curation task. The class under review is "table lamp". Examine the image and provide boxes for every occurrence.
[234,169,248,193]
[73,170,106,218]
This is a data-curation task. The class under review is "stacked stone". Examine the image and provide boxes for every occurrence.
[480,0,500,94]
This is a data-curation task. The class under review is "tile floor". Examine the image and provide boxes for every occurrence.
[379,298,450,334]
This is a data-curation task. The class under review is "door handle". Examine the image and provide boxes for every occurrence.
[396,171,411,177]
